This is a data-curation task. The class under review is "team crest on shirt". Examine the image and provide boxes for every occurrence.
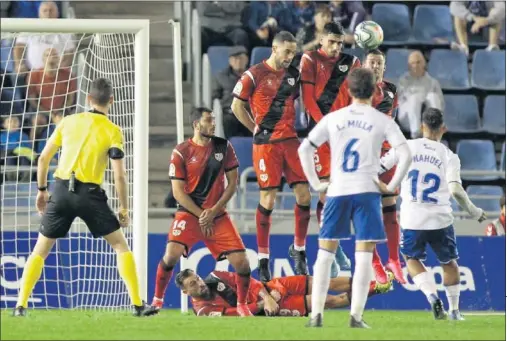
[260,174,268,182]
[339,65,349,72]
[217,282,225,292]
[287,78,295,86]
[233,82,243,96]
[215,153,224,162]
[387,91,394,98]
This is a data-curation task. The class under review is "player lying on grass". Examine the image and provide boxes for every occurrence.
[175,269,392,317]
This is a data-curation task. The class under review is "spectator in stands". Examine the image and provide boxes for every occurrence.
[13,1,75,74]
[0,116,34,181]
[289,1,315,30]
[7,0,63,18]
[328,0,366,45]
[212,46,251,139]
[26,47,77,113]
[485,195,506,236]
[35,110,62,155]
[450,1,506,56]
[397,50,444,139]
[245,1,299,47]
[295,5,333,52]
[197,1,250,53]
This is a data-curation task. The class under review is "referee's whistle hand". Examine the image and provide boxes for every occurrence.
[36,191,49,216]
[118,210,130,227]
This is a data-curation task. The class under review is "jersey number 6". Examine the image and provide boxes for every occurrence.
[342,138,360,173]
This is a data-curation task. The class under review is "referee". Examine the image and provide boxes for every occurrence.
[13,78,157,317]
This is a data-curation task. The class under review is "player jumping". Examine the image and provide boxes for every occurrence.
[175,269,392,317]
[363,49,406,284]
[231,31,312,282]
[300,22,361,276]
[298,68,412,328]
[151,107,254,316]
[379,108,486,321]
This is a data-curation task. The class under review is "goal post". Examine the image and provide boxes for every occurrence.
[1,18,149,308]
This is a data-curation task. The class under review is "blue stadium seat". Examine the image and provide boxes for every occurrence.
[371,4,411,45]
[466,185,503,212]
[250,47,271,66]
[428,49,470,90]
[501,143,505,178]
[206,46,231,77]
[456,140,498,181]
[471,50,506,90]
[229,137,254,179]
[242,182,260,209]
[384,48,413,82]
[1,39,15,73]
[482,95,506,135]
[443,95,481,133]
[412,5,454,44]
[279,184,319,210]
[342,48,365,61]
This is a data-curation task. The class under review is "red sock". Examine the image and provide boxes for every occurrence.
[316,200,324,227]
[383,206,400,262]
[154,259,174,299]
[294,204,310,247]
[236,272,251,305]
[372,247,382,266]
[256,204,272,255]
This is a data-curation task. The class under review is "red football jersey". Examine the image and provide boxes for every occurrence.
[300,49,361,129]
[232,61,300,144]
[192,271,264,317]
[169,137,238,212]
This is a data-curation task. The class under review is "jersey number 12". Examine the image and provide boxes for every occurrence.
[407,169,440,203]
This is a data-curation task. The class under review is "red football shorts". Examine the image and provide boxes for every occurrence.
[267,275,309,317]
[314,142,330,179]
[252,139,308,189]
[168,212,245,261]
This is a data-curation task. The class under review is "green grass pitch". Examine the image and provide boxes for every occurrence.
[1,310,505,340]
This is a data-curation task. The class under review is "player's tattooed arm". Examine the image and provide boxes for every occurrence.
[231,98,256,133]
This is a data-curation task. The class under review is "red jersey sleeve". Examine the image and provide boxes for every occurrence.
[232,70,255,102]
[300,53,316,85]
[169,148,186,180]
[351,57,361,70]
[486,223,497,236]
[300,53,325,122]
[225,141,240,172]
[193,302,260,316]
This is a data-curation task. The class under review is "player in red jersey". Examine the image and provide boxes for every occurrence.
[363,49,406,285]
[300,22,361,274]
[231,31,312,282]
[176,269,392,317]
[151,107,253,316]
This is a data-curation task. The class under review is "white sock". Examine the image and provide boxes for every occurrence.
[350,251,374,321]
[258,253,269,260]
[413,271,438,304]
[310,249,335,319]
[294,244,306,252]
[445,284,460,311]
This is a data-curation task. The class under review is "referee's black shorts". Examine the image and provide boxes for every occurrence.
[40,178,121,239]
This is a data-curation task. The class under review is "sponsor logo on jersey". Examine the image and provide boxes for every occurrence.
[233,82,243,96]
[339,65,349,72]
[215,153,223,162]
[288,78,295,86]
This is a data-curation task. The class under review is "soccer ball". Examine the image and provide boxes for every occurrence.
[354,21,384,49]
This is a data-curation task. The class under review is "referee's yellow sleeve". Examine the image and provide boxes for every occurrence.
[109,125,125,159]
[48,119,64,147]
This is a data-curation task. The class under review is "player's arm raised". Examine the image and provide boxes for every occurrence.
[300,53,324,122]
[110,126,129,226]
[447,153,486,222]
[231,72,256,133]
[298,116,330,192]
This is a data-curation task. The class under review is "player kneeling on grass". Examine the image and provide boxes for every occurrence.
[176,269,392,317]
[379,108,487,321]
[151,108,254,316]
[13,78,157,317]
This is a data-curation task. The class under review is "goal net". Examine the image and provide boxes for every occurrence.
[1,19,149,310]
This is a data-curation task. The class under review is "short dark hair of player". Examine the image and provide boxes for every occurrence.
[175,269,195,289]
[190,107,212,125]
[347,68,375,100]
[89,78,113,106]
[322,22,344,36]
[273,31,296,45]
[422,108,444,131]
[364,49,385,60]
